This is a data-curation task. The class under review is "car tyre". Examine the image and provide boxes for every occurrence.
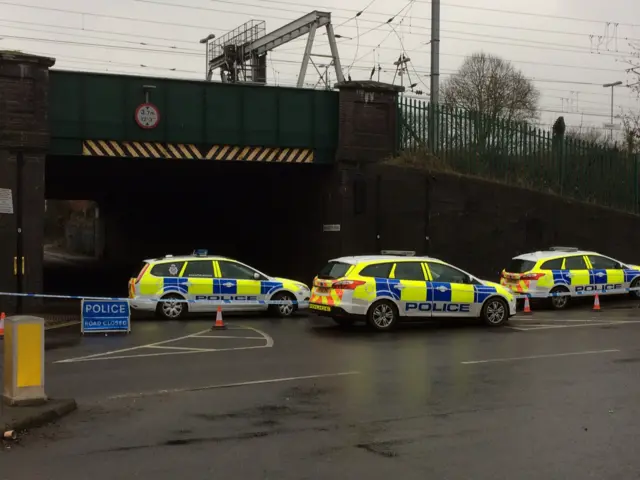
[366,300,399,331]
[549,286,570,310]
[270,291,296,318]
[156,293,187,320]
[481,297,509,327]
[629,278,640,299]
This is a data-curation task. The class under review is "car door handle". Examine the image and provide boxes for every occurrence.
[395,284,406,290]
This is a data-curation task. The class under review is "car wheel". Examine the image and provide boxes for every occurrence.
[156,294,187,320]
[629,278,640,299]
[270,291,296,318]
[481,297,509,327]
[366,300,399,331]
[549,286,570,310]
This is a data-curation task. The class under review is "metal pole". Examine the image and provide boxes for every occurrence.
[429,0,440,152]
[430,0,440,105]
[610,85,614,142]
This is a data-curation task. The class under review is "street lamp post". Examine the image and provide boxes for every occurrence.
[199,34,216,81]
[603,81,623,142]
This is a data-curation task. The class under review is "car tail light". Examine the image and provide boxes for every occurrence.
[521,272,545,281]
[332,280,366,290]
[135,263,150,284]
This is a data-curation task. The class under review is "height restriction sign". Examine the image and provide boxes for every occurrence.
[135,103,160,129]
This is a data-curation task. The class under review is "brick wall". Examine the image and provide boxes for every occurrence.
[0,52,55,312]
[336,81,403,164]
[324,164,640,284]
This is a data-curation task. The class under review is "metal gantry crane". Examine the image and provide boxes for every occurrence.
[201,11,345,87]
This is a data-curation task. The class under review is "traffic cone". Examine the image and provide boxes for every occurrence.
[523,296,532,314]
[0,312,5,338]
[593,294,601,312]
[212,306,226,330]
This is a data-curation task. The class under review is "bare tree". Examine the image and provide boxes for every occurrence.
[621,111,640,154]
[441,52,540,122]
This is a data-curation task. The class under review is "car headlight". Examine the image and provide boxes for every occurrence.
[295,282,310,291]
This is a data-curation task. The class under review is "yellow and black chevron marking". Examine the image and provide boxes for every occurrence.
[82,140,314,163]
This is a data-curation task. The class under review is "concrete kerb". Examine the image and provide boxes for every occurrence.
[1,398,77,433]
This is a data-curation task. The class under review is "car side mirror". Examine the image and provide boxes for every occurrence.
[253,272,261,280]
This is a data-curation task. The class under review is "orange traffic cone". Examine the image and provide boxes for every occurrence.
[212,306,226,330]
[0,312,5,338]
[523,296,532,314]
[593,294,601,312]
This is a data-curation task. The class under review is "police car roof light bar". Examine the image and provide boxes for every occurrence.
[549,246,579,252]
[193,249,209,256]
[380,250,416,256]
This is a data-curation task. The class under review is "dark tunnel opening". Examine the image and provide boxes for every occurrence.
[45,155,331,298]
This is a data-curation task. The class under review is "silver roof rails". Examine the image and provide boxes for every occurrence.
[549,246,579,252]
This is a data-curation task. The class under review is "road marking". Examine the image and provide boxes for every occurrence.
[189,335,265,340]
[461,349,621,365]
[107,371,361,400]
[55,324,274,363]
[146,345,218,352]
[517,320,640,331]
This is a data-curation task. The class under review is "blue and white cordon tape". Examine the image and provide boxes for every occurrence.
[0,287,638,306]
[0,291,303,305]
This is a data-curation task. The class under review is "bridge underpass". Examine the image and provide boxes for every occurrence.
[45,154,329,297]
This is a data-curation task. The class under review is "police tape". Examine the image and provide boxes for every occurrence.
[514,286,640,299]
[0,291,305,305]
[0,287,638,306]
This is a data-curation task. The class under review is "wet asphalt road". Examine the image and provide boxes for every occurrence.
[3,308,640,479]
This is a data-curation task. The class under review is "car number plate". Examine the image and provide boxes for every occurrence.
[310,304,331,312]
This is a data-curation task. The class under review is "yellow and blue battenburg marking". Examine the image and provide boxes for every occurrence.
[552,270,572,285]
[375,279,402,300]
[163,278,189,294]
[624,269,640,283]
[374,279,497,303]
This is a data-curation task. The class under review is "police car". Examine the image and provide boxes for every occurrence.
[128,250,310,319]
[309,252,516,331]
[500,247,640,309]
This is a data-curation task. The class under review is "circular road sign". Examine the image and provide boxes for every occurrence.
[135,103,160,129]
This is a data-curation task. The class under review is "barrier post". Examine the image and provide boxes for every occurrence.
[2,315,46,406]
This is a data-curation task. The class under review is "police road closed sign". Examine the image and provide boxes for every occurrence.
[135,103,160,129]
[81,300,131,334]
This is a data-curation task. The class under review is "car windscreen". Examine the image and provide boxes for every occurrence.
[506,259,536,273]
[317,261,351,279]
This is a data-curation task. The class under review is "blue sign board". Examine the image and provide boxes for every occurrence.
[81,300,131,334]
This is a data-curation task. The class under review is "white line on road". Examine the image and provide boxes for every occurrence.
[189,335,265,340]
[517,320,640,331]
[461,349,621,365]
[107,371,361,400]
[145,345,218,352]
[55,324,274,363]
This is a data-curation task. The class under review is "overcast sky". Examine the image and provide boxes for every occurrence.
[2,0,639,134]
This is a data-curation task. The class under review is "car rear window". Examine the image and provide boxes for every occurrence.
[317,261,351,279]
[506,259,536,273]
[150,261,185,277]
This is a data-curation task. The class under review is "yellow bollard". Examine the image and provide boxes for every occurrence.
[2,316,46,406]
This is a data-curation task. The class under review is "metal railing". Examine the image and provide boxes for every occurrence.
[397,97,640,214]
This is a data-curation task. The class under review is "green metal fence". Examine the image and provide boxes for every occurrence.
[397,96,640,214]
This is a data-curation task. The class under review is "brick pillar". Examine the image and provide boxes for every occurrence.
[335,80,404,164]
[0,52,55,314]
[317,81,404,260]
